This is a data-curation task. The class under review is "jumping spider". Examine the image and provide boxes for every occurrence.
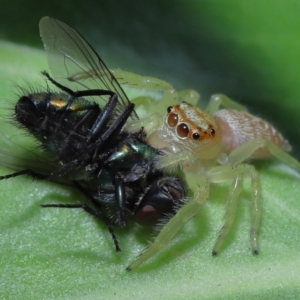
[125,89,300,270]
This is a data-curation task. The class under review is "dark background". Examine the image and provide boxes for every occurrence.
[1,0,300,158]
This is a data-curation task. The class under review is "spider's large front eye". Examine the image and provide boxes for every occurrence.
[167,112,178,127]
[177,123,189,138]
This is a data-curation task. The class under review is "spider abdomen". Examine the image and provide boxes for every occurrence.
[214,109,291,158]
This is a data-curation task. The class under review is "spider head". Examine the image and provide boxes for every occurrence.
[148,102,221,160]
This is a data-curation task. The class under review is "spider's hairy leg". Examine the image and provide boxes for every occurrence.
[249,165,262,254]
[155,151,193,171]
[111,69,175,91]
[126,175,209,271]
[113,69,200,116]
[178,89,200,105]
[223,138,300,172]
[113,69,179,111]
[130,89,178,117]
[206,94,248,115]
[124,91,176,133]
[124,112,162,133]
[210,166,243,255]
[151,88,199,112]
[208,164,262,255]
[113,70,200,106]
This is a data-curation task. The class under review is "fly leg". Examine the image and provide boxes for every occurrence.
[0,169,48,180]
[42,71,116,99]
[2,168,121,251]
[42,70,135,142]
[41,71,135,179]
[42,203,121,253]
[47,97,135,180]
[42,180,121,252]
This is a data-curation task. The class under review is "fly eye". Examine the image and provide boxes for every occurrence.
[192,132,200,140]
[177,123,189,138]
[167,106,173,113]
[134,205,159,226]
[167,112,178,127]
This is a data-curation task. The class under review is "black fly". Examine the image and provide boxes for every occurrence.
[0,17,186,252]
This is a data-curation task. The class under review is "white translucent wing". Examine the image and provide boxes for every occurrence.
[39,16,138,119]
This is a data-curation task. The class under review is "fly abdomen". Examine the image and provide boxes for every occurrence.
[15,92,101,160]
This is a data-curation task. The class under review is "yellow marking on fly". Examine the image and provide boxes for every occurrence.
[50,98,87,112]
[50,98,67,108]
[121,144,130,154]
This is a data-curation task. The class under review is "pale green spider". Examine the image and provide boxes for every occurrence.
[119,71,300,271]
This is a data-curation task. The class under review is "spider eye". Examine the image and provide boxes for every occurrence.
[177,123,189,138]
[210,128,215,136]
[192,132,200,140]
[167,112,178,127]
[167,106,173,113]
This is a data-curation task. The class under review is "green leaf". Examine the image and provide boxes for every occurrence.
[1,37,300,299]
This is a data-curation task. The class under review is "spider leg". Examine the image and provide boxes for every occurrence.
[206,94,248,115]
[224,138,300,172]
[213,137,300,254]
[112,69,178,108]
[249,165,262,254]
[155,151,193,170]
[125,112,161,133]
[126,176,209,271]
[178,89,200,105]
[212,167,243,255]
[208,164,262,255]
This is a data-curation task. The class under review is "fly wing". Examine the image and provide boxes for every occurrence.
[39,16,138,120]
